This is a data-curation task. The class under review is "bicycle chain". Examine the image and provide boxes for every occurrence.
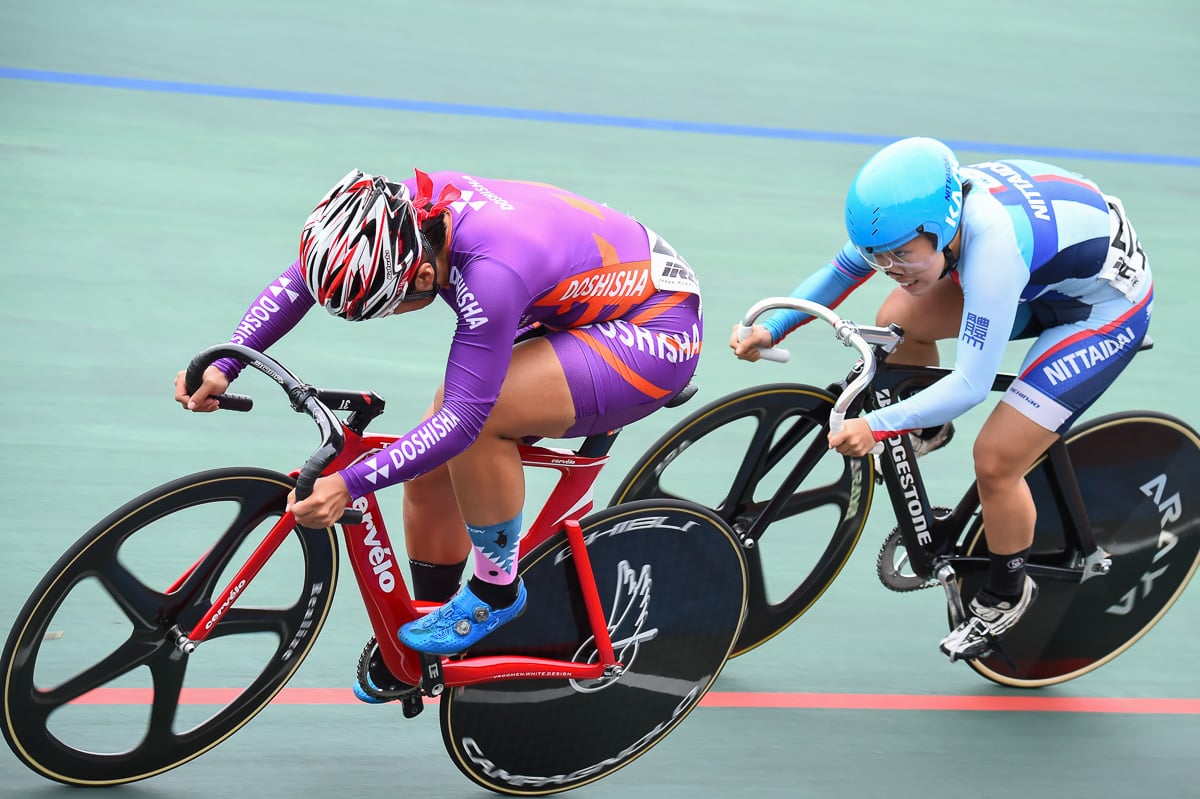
[355,636,422,704]
[875,507,953,593]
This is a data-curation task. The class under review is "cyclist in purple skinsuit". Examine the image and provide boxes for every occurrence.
[175,169,702,695]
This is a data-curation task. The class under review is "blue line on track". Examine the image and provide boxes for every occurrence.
[3,67,1197,168]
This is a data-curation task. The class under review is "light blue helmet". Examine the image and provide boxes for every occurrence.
[844,137,964,258]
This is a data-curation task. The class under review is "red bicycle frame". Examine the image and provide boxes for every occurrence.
[175,418,622,689]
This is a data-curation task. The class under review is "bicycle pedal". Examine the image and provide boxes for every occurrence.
[401,690,425,719]
[419,652,446,698]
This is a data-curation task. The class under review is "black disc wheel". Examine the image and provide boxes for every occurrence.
[612,384,873,655]
[1,468,338,785]
[960,413,1200,686]
[441,500,746,795]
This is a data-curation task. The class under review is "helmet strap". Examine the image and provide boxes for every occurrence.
[938,181,970,279]
[938,244,959,279]
[400,230,442,303]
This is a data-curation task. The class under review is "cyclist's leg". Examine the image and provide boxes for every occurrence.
[357,344,575,697]
[973,403,1060,556]
[403,460,470,598]
[396,336,575,652]
[943,284,1153,660]
[971,403,1060,615]
[401,293,702,654]
[940,404,1055,660]
[400,345,576,600]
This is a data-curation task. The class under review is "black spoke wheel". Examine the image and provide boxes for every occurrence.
[960,413,1200,686]
[612,384,873,655]
[441,500,746,795]
[2,468,338,785]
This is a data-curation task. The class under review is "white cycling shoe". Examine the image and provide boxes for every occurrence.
[940,576,1038,662]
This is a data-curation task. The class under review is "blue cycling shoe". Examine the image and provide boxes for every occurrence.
[398,580,527,655]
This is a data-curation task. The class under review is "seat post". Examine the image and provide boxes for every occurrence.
[576,430,620,459]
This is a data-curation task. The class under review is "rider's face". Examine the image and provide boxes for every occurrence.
[864,234,944,293]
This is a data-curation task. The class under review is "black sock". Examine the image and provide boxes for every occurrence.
[409,558,467,603]
[467,576,520,609]
[984,547,1031,602]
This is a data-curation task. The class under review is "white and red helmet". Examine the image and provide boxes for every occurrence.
[299,169,424,321]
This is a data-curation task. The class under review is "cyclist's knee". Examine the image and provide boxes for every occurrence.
[874,294,906,330]
[971,438,1028,489]
[875,282,962,343]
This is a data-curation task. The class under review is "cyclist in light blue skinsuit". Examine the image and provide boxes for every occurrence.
[732,137,1152,661]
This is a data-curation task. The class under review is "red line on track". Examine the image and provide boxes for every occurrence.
[67,689,1200,714]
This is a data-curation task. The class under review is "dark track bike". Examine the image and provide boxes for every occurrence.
[614,298,1200,686]
[2,344,748,794]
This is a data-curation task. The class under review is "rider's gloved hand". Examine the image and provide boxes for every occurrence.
[729,323,774,362]
[174,366,230,413]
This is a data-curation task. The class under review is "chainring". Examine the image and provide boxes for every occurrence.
[355,636,420,701]
[876,507,953,592]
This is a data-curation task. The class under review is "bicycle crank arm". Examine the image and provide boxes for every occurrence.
[933,559,967,627]
[419,652,446,697]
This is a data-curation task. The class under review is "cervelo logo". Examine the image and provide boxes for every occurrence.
[352,497,397,593]
[206,579,247,630]
[456,175,514,211]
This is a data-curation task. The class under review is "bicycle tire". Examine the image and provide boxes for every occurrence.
[1,468,338,785]
[959,413,1200,687]
[611,384,873,656]
[440,499,747,795]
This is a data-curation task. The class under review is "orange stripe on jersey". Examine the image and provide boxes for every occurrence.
[533,233,656,325]
[552,193,606,219]
[567,330,671,400]
[628,291,689,325]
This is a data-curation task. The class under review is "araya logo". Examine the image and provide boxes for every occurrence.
[450,190,488,214]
